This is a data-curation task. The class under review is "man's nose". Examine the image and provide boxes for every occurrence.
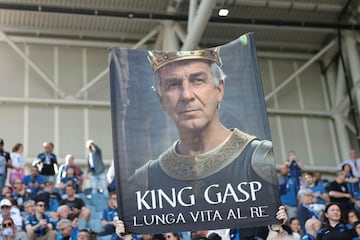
[180,81,194,101]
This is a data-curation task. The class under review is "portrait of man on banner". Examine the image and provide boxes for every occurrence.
[109,33,281,234]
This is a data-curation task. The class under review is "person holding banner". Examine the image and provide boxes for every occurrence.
[116,46,285,236]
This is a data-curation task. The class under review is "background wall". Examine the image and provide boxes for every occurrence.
[0,41,340,172]
[0,42,112,166]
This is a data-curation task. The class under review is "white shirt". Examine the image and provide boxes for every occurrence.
[10,152,25,169]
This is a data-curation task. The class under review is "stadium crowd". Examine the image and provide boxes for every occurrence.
[0,139,116,240]
[1,138,360,240]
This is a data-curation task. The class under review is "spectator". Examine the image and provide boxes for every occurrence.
[60,184,90,230]
[301,218,321,240]
[0,198,22,231]
[191,230,208,239]
[0,139,12,193]
[328,170,354,214]
[278,163,298,220]
[77,229,91,240]
[1,186,16,206]
[25,199,56,240]
[342,163,360,196]
[353,220,360,237]
[22,166,45,198]
[296,189,319,231]
[59,166,81,193]
[303,172,329,205]
[9,143,25,187]
[56,218,78,240]
[208,232,221,240]
[86,140,108,198]
[340,149,360,178]
[347,209,360,224]
[317,202,358,240]
[286,150,304,188]
[207,229,230,240]
[1,216,27,240]
[56,205,74,222]
[37,180,62,219]
[163,233,181,240]
[12,178,31,211]
[34,142,58,184]
[49,204,78,231]
[303,172,328,217]
[57,154,83,188]
[89,230,98,240]
[313,171,329,191]
[23,200,36,218]
[139,234,155,240]
[289,217,301,240]
[99,192,119,237]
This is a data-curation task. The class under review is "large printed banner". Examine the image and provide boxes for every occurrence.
[109,33,281,233]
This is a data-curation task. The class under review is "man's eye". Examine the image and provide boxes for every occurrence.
[167,82,181,89]
[192,78,205,84]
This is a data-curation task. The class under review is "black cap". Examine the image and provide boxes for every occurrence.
[0,139,3,145]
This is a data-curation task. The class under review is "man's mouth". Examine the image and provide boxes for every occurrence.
[178,109,198,114]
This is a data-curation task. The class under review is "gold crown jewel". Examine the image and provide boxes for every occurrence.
[148,47,222,72]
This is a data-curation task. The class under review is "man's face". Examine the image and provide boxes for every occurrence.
[279,164,288,176]
[59,207,70,219]
[36,201,46,213]
[109,194,118,208]
[157,60,224,132]
[300,192,313,204]
[59,224,72,237]
[66,186,75,197]
[77,231,90,240]
[68,156,74,165]
[1,187,11,197]
[25,204,35,215]
[44,143,52,153]
[142,234,153,240]
[304,174,315,186]
[31,167,38,177]
[45,182,54,191]
[13,180,22,190]
[1,205,10,213]
[337,172,346,183]
[289,151,296,160]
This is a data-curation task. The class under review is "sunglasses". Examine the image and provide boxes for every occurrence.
[1,206,10,209]
[2,222,12,228]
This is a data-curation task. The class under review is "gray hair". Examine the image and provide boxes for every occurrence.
[152,62,226,96]
[23,200,35,207]
[57,205,70,213]
[57,219,72,229]
[297,188,312,198]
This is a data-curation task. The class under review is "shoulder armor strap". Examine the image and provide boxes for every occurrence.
[128,160,154,191]
[251,140,278,185]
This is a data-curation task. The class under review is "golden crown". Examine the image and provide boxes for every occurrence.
[147,47,221,72]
